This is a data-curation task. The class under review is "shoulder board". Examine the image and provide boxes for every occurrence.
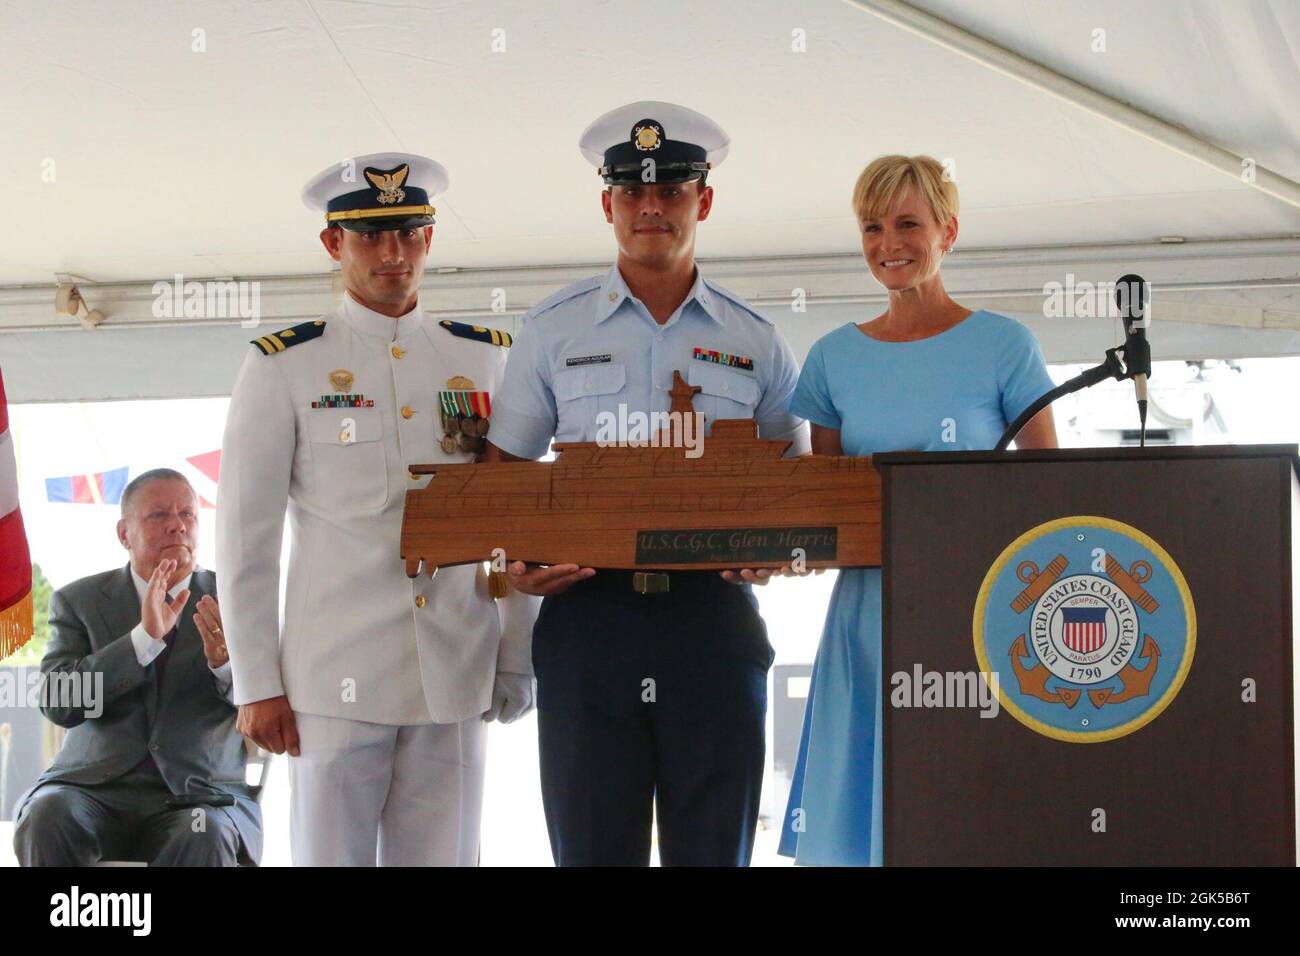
[703,279,775,325]
[251,320,327,355]
[438,319,512,347]
[527,276,603,320]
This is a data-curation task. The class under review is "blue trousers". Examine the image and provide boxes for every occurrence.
[534,572,773,866]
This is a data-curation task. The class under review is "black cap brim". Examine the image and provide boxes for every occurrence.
[601,163,708,185]
[338,215,435,233]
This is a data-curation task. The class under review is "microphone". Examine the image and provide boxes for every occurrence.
[995,275,1152,452]
[1115,274,1152,446]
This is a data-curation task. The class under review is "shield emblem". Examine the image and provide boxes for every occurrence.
[1061,606,1108,653]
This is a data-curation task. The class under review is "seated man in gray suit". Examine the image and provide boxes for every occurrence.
[12,468,261,866]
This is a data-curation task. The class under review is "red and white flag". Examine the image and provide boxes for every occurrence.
[0,368,33,658]
[182,449,221,508]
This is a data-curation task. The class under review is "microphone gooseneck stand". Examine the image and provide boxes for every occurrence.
[995,347,1126,451]
[996,274,1153,451]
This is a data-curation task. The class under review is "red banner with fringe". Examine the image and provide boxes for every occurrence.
[0,367,33,659]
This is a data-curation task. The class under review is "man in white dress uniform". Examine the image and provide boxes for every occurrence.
[216,152,537,866]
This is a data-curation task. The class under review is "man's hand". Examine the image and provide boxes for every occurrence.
[772,565,827,578]
[720,565,827,586]
[237,696,300,756]
[483,672,535,724]
[506,560,594,597]
[141,558,190,639]
[720,568,776,586]
[192,594,229,668]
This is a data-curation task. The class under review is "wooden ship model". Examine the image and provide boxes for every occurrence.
[401,371,882,573]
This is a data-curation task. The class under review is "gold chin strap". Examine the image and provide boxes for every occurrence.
[325,204,435,223]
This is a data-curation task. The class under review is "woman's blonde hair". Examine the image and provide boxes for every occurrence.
[851,154,959,226]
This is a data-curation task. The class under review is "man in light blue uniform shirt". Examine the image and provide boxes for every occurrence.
[489,266,807,455]
[487,101,808,866]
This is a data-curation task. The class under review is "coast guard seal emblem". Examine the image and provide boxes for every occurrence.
[972,516,1195,743]
[632,121,664,151]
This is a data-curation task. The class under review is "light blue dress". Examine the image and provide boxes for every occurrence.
[778,311,1054,866]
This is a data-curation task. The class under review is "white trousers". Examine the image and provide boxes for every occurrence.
[288,712,487,866]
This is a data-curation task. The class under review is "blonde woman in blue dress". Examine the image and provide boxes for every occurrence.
[779,155,1058,865]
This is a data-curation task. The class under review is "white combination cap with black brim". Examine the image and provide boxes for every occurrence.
[302,152,450,232]
[579,101,730,185]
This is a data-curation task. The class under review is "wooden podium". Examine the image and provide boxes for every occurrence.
[875,444,1299,866]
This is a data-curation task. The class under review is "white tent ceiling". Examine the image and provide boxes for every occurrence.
[1,0,1298,401]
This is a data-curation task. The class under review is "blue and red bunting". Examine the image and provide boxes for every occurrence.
[44,466,129,505]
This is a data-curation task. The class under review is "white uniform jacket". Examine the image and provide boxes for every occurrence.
[216,294,536,725]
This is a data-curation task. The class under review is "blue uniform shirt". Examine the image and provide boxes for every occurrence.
[491,265,810,459]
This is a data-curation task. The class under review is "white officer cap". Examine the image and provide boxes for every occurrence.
[302,152,450,232]
[579,101,730,185]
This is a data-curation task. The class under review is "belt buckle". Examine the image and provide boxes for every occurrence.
[632,571,670,595]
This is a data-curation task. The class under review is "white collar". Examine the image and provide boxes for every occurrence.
[340,289,424,342]
[130,566,195,607]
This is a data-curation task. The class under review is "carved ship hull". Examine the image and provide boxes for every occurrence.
[401,417,882,574]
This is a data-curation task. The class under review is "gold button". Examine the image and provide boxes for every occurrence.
[415,594,426,608]
[391,346,404,359]
[401,406,414,419]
